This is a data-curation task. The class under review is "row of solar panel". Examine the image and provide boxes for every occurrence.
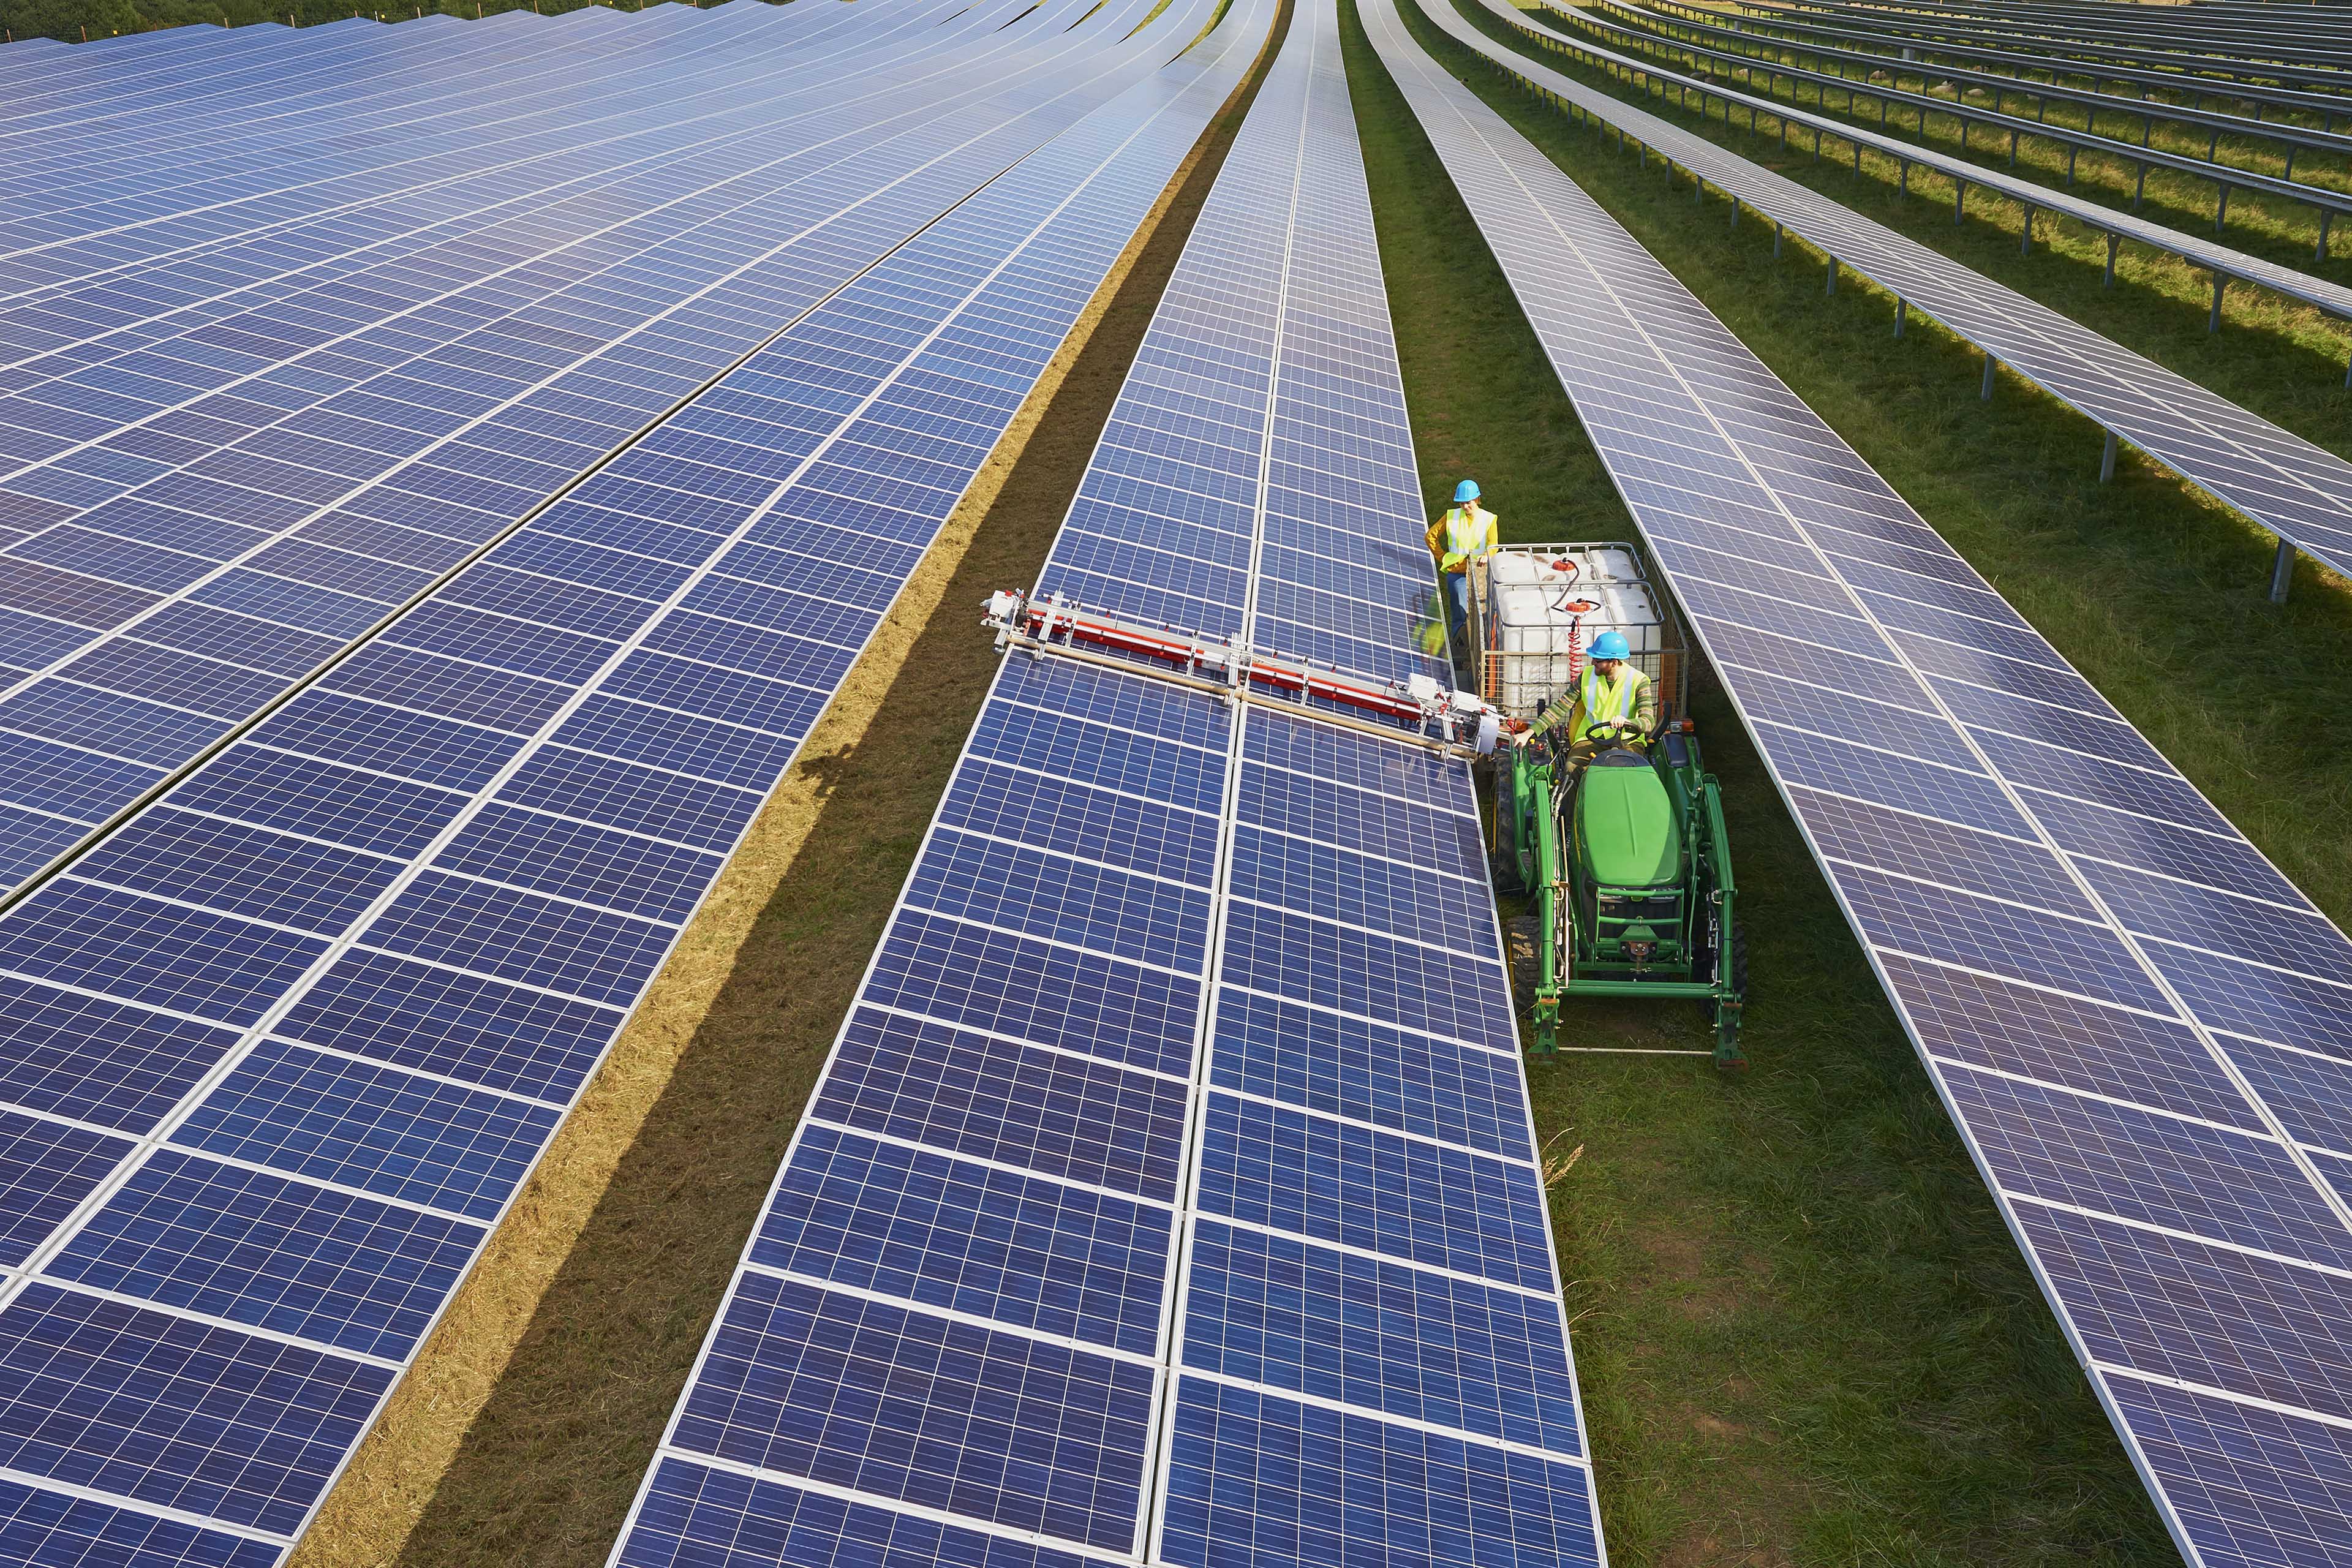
[615,6,1604,1566]
[1592,0,2352,180]
[1440,0,2352,606]
[1145,15,1595,1560]
[1362,3,2352,1564]
[0,0,1183,902]
[1645,0,2352,129]
[0,3,1257,1562]
[1760,0,2352,84]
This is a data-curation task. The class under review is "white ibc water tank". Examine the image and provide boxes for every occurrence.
[1485,546,1664,717]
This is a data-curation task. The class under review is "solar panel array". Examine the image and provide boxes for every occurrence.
[1746,0,2352,92]
[0,1,1294,1559]
[0,0,1186,899]
[612,3,1607,1564]
[1430,0,2352,590]
[1638,0,2352,128]
[1366,1,2352,1561]
[1554,0,2352,232]
[1591,0,2352,179]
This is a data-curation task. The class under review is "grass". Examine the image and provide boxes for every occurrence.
[293,18,1289,1562]
[1496,1,2352,462]
[1344,0,2352,1561]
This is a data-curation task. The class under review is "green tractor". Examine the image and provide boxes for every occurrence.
[1469,543,1747,1069]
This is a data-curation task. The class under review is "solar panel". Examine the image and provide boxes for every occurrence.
[1362,2,2352,1560]
[0,0,1204,897]
[1591,0,2352,179]
[1757,0,2352,85]
[616,6,1603,1566]
[1543,0,2352,232]
[1625,0,2352,126]
[0,3,1258,1559]
[1434,0,2352,596]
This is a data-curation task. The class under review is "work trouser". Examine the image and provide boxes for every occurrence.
[1443,571,1470,650]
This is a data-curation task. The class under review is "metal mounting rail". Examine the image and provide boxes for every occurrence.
[981,588,1504,758]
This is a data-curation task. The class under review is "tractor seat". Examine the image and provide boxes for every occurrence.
[1577,753,1683,888]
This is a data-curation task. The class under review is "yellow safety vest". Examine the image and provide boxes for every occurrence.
[1572,663,1649,742]
[1431,505,1498,575]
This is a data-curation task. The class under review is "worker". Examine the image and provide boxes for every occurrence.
[1427,479,1498,656]
[1519,630,1656,778]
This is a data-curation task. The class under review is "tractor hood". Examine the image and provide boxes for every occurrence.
[1577,756,1681,888]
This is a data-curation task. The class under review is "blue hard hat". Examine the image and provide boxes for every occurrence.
[1452,480,1480,503]
[1588,631,1630,661]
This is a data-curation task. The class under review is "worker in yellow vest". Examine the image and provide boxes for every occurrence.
[1426,479,1499,658]
[1521,631,1656,778]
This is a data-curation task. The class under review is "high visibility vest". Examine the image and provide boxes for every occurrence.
[1433,505,1496,574]
[1574,663,1649,741]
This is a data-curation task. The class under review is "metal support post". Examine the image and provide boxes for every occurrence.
[2020,208,2033,257]
[2271,538,2295,604]
[1773,222,1783,257]
[2105,232,2120,288]
[2209,276,2225,334]
[2215,184,2230,233]
[1894,298,1907,338]
[1899,160,1909,198]
[1954,182,1965,225]
[2320,211,2334,265]
[2065,146,2076,185]
[1826,257,1837,295]
[2133,163,2148,210]
[1981,354,1996,401]
[2100,431,2117,483]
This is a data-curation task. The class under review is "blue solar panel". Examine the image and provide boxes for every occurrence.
[1360,1,2352,1559]
[0,1,1262,1558]
[0,0,1206,897]
[616,9,1602,1568]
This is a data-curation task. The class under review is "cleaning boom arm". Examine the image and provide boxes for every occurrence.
[982,589,1503,758]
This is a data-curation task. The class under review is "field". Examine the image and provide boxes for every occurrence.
[23,4,2348,1564]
